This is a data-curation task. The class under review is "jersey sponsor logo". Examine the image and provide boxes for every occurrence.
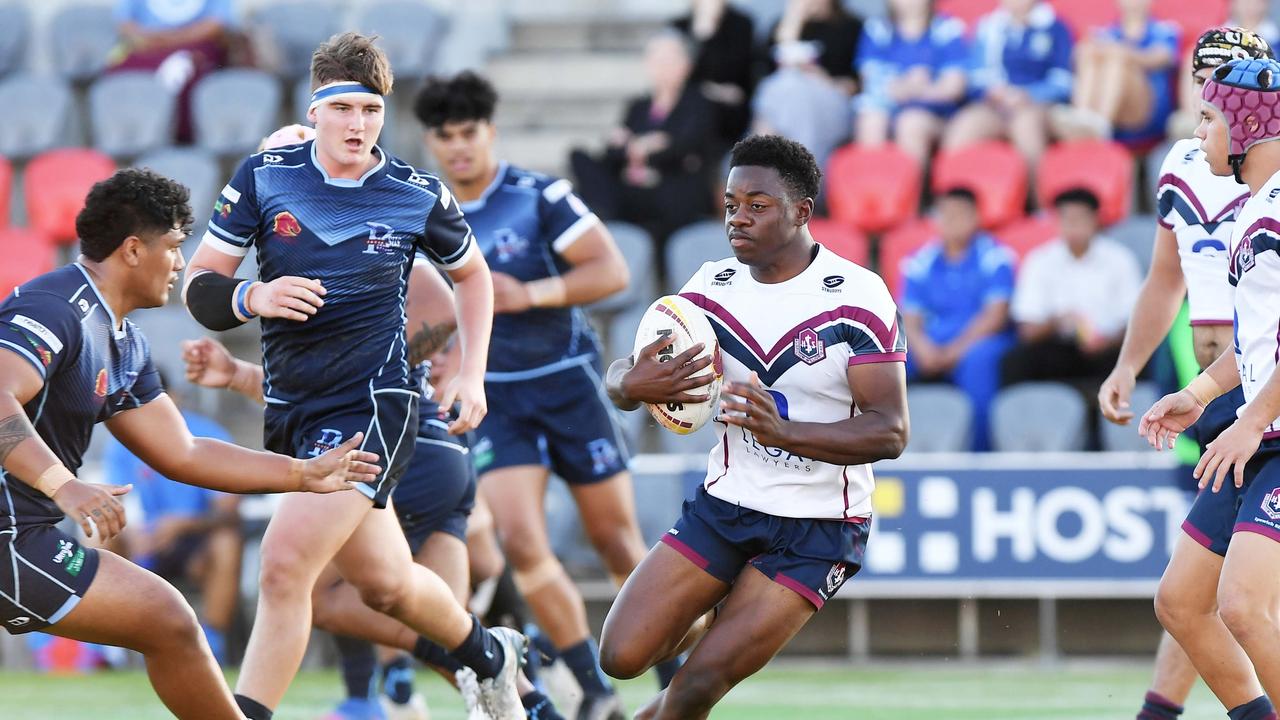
[492,228,529,262]
[407,173,432,187]
[273,211,302,238]
[793,327,826,365]
[587,438,620,476]
[262,153,284,164]
[52,540,75,565]
[77,299,91,314]
[94,369,108,397]
[363,222,409,255]
[472,436,495,471]
[711,268,736,286]
[1263,488,1280,521]
[825,561,847,594]
[6,617,29,628]
[308,429,344,457]
[214,196,233,220]
[53,540,86,577]
[822,275,845,292]
[11,315,63,353]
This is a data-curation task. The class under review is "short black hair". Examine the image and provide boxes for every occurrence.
[414,71,498,129]
[939,187,978,206]
[728,134,822,201]
[1052,187,1101,213]
[76,168,193,262]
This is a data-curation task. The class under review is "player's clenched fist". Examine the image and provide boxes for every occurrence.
[439,370,487,435]
[295,432,382,492]
[181,337,236,388]
[247,276,326,322]
[1098,366,1137,425]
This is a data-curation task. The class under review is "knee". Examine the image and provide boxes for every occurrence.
[257,546,311,603]
[663,664,731,714]
[498,524,553,570]
[1153,581,1191,635]
[584,523,643,570]
[140,585,204,654]
[1217,583,1273,645]
[598,633,650,680]
[354,572,410,616]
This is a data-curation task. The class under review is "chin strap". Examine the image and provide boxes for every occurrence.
[1231,153,1247,184]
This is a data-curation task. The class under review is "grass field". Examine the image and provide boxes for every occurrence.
[0,661,1231,719]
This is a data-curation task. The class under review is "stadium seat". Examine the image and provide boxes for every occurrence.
[937,0,997,30]
[356,1,448,81]
[826,143,923,235]
[932,141,1028,230]
[904,384,973,453]
[877,218,936,298]
[1108,213,1158,270]
[1037,140,1133,226]
[1099,381,1162,452]
[666,220,728,293]
[591,222,656,314]
[253,1,341,79]
[192,69,282,157]
[992,382,1087,452]
[0,227,56,298]
[994,213,1058,265]
[809,217,869,266]
[606,303,645,369]
[49,4,117,82]
[89,72,176,159]
[0,74,73,160]
[24,148,117,246]
[0,155,10,228]
[0,4,29,79]
[1145,138,1179,204]
[136,147,222,235]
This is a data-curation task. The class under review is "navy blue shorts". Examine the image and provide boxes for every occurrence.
[1182,386,1247,493]
[1182,387,1249,554]
[473,361,630,485]
[392,416,476,551]
[659,486,869,609]
[1184,438,1280,557]
[0,524,100,634]
[264,388,419,509]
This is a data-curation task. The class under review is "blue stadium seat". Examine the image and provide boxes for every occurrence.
[1107,214,1157,271]
[253,1,341,79]
[0,4,30,79]
[591,221,656,314]
[90,72,176,159]
[992,382,1087,452]
[665,220,728,294]
[355,1,448,81]
[49,4,117,82]
[0,74,73,160]
[1099,381,1161,452]
[136,146,221,237]
[192,69,282,157]
[904,384,972,453]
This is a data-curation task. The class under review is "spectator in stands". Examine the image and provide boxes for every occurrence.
[752,0,862,166]
[105,378,241,664]
[671,0,757,150]
[1002,189,1142,392]
[941,0,1073,170]
[1051,0,1179,147]
[110,0,235,142]
[853,0,970,166]
[570,30,716,254]
[902,188,1016,451]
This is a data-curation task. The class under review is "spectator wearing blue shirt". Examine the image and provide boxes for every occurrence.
[901,188,1016,451]
[942,0,1073,169]
[1052,0,1179,146]
[853,0,969,166]
[105,386,240,663]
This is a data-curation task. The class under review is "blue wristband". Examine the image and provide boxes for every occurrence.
[233,281,256,321]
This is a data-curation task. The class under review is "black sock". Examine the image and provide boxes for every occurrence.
[333,634,378,701]
[234,694,273,720]
[484,564,530,628]
[447,615,505,680]
[1137,690,1182,719]
[381,654,415,705]
[560,637,612,698]
[655,655,684,690]
[1229,696,1278,720]
[413,636,465,673]
[522,689,565,720]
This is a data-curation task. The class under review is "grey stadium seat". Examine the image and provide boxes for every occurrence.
[192,69,282,157]
[254,1,340,79]
[355,1,448,81]
[1106,214,1156,271]
[1145,138,1178,203]
[665,220,728,293]
[90,72,176,159]
[1100,381,1162,452]
[50,4,118,82]
[904,384,972,453]
[591,221,656,314]
[992,382,1087,452]
[0,4,30,79]
[0,74,73,160]
[136,146,221,234]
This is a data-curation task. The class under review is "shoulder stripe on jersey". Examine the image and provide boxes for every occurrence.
[1158,174,1247,226]
[551,214,600,254]
[0,339,46,379]
[207,221,253,246]
[199,230,251,258]
[680,292,897,361]
[543,178,572,203]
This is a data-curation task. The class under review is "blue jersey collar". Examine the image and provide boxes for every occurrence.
[310,142,388,187]
[460,162,510,213]
[72,263,125,338]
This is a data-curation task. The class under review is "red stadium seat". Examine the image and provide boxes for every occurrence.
[932,141,1028,230]
[995,213,1059,265]
[1048,0,1115,39]
[1037,140,1132,226]
[24,148,117,246]
[809,217,869,267]
[826,143,923,235]
[0,155,10,228]
[878,218,937,299]
[937,0,997,30]
[1152,0,1227,41]
[0,227,56,298]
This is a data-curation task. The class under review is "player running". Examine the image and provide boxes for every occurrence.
[1142,56,1280,715]
[0,168,380,719]
[1096,27,1273,720]
[181,34,525,720]
[602,135,909,719]
[413,72,655,719]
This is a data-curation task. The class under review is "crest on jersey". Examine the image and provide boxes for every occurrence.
[493,228,528,263]
[587,438,620,476]
[309,429,344,457]
[793,327,826,365]
[94,369,108,397]
[826,562,847,594]
[1263,488,1280,521]
[1237,236,1256,275]
[273,211,302,238]
[363,222,407,255]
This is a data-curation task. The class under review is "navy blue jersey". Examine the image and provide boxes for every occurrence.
[0,265,163,531]
[202,141,476,405]
[464,163,603,380]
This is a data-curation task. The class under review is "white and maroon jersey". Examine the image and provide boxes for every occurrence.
[1228,170,1280,439]
[678,246,906,520]
[1157,138,1250,326]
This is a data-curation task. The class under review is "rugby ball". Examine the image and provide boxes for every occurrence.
[631,295,724,435]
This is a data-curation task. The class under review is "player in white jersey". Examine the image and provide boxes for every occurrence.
[1095,28,1272,720]
[1142,57,1280,715]
[602,135,908,719]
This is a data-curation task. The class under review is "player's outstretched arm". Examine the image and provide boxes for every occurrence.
[606,336,714,411]
[181,337,265,403]
[105,395,382,494]
[720,365,909,465]
[0,351,131,540]
[440,251,493,434]
[1099,225,1185,425]
[405,260,458,366]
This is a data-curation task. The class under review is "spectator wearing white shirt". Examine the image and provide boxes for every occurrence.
[1002,188,1142,389]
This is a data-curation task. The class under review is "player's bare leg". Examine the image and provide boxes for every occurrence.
[570,471,647,587]
[198,524,242,656]
[49,551,242,720]
[1155,532,1262,708]
[466,494,506,585]
[1217,532,1280,700]
[1143,632,1198,713]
